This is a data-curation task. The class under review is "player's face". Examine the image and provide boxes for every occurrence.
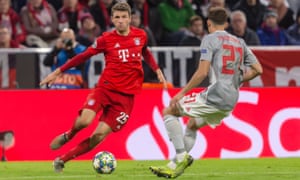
[111,11,131,35]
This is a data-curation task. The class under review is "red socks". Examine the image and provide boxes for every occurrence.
[60,138,92,162]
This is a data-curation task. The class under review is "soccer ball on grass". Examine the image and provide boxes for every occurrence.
[92,151,117,174]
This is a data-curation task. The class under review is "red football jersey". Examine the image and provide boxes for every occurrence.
[60,26,159,94]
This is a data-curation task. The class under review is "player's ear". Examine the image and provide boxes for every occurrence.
[224,22,229,29]
[207,19,211,28]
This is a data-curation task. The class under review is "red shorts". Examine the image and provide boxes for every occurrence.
[82,87,134,132]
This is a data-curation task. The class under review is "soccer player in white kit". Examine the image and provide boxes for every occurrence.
[150,7,263,179]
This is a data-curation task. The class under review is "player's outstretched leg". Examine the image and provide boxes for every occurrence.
[53,157,65,173]
[149,154,194,178]
[50,132,69,150]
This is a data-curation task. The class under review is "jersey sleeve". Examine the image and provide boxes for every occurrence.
[142,47,159,71]
[199,35,214,62]
[241,39,258,66]
[60,37,105,72]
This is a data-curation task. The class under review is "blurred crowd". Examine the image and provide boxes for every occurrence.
[0,0,299,49]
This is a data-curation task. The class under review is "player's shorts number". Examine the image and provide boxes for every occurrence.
[183,93,197,104]
[116,112,129,125]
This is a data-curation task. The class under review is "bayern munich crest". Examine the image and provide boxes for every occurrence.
[134,38,140,45]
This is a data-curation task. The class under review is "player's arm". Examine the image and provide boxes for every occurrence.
[142,46,168,88]
[241,42,263,83]
[241,62,263,83]
[170,60,210,107]
[40,47,98,86]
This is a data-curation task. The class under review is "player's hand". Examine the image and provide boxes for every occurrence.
[156,69,168,89]
[39,69,61,87]
[170,92,184,108]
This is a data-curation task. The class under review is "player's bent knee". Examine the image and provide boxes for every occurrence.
[194,118,207,128]
[77,109,96,127]
[76,117,91,128]
[162,108,168,116]
[163,106,181,117]
[162,107,173,116]
[187,119,198,130]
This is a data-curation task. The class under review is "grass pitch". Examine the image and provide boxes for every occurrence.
[0,158,300,180]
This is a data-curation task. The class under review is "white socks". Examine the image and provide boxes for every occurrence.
[167,151,187,170]
[164,115,196,169]
[183,127,197,153]
[164,115,185,154]
[176,151,187,162]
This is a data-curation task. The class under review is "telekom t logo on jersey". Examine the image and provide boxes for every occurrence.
[118,49,129,62]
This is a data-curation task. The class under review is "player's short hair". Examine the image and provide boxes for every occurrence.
[111,2,131,16]
[207,7,228,25]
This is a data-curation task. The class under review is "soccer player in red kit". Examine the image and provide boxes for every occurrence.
[40,2,167,172]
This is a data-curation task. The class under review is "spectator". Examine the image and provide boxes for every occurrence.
[79,0,91,8]
[227,10,261,45]
[76,13,102,46]
[201,0,231,32]
[286,0,300,17]
[47,0,63,11]
[43,28,88,89]
[131,0,150,27]
[0,26,24,49]
[0,0,27,44]
[20,0,59,48]
[129,8,158,84]
[268,0,295,29]
[256,10,289,45]
[0,26,24,89]
[179,15,209,87]
[57,0,91,34]
[158,0,195,46]
[201,0,231,18]
[89,0,114,32]
[130,9,156,46]
[188,0,205,18]
[131,0,162,44]
[147,0,164,7]
[11,0,27,13]
[179,15,206,46]
[286,9,300,45]
[226,0,240,10]
[232,0,267,31]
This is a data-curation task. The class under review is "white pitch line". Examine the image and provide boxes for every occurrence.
[0,171,299,179]
[0,175,95,180]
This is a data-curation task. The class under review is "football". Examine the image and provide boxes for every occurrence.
[92,151,117,174]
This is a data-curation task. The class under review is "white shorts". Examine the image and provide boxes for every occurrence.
[178,92,231,128]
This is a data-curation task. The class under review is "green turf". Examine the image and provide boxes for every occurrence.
[0,158,300,180]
